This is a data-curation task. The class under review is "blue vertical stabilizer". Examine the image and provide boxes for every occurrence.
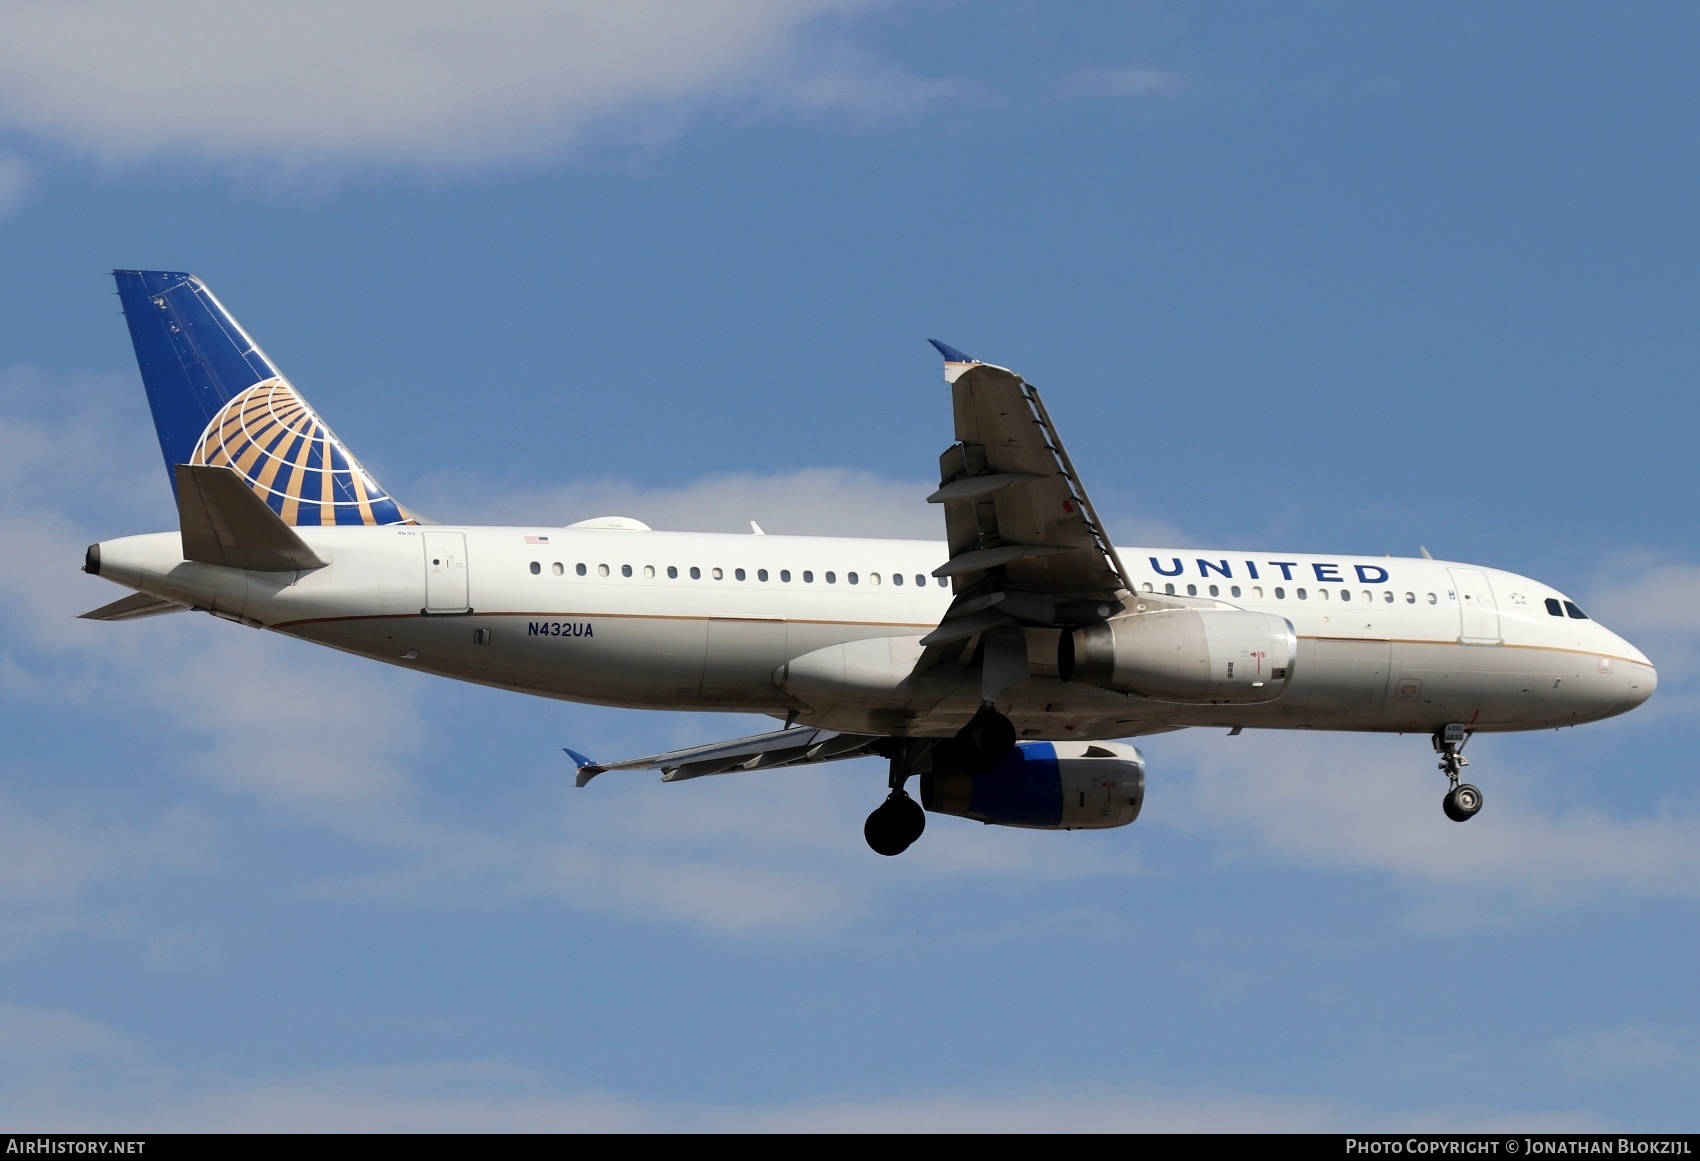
[112,270,411,527]
[115,271,280,481]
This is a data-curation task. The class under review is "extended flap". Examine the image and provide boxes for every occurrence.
[174,464,327,571]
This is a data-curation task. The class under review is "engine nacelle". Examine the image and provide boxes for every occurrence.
[1061,609,1296,704]
[920,740,1145,830]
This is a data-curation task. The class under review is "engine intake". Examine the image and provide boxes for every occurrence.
[920,740,1145,830]
[1061,609,1296,704]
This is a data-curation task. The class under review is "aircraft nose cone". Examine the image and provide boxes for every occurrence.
[1624,661,1658,712]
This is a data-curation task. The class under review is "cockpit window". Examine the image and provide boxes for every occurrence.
[1564,600,1589,620]
[1545,598,1563,617]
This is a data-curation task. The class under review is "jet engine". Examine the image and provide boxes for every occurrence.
[1060,609,1296,704]
[920,740,1145,830]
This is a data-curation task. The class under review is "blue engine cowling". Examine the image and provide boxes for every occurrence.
[919,740,1145,830]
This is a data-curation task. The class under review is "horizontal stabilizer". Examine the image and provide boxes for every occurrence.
[78,592,188,621]
[569,726,885,787]
[175,464,327,571]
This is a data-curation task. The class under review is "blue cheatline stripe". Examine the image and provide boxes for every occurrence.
[970,741,1063,827]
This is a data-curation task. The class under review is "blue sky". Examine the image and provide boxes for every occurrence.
[0,1,1696,1130]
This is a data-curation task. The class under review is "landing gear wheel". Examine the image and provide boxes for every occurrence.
[956,707,1016,771]
[864,791,926,856]
[1443,783,1483,822]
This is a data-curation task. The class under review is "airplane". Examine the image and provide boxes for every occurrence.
[80,270,1658,855]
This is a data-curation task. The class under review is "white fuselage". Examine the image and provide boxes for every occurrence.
[91,524,1657,741]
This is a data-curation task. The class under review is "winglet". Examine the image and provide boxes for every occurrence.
[928,338,977,364]
[929,339,983,384]
[564,747,605,788]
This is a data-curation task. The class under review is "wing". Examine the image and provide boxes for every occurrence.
[569,727,886,787]
[920,341,1175,659]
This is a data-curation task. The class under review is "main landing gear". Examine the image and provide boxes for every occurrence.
[864,705,1018,855]
[1433,723,1483,822]
[864,783,925,857]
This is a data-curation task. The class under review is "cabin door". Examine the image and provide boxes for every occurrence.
[424,531,470,613]
[1447,567,1500,645]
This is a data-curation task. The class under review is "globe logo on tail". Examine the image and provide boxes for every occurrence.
[190,377,412,526]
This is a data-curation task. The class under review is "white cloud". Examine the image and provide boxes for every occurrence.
[1068,66,1188,102]
[1546,1026,1694,1083]
[0,1010,1604,1131]
[0,154,34,214]
[1591,564,1700,636]
[412,465,943,538]
[1157,729,1700,922]
[0,1,924,168]
[1588,563,1700,679]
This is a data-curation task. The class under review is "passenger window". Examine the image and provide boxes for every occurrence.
[1208,584,1219,597]
[621,564,632,577]
[758,569,768,581]
[644,565,655,578]
[1318,589,1329,600]
[1230,585,1240,597]
[848,572,859,585]
[667,566,677,579]
[1362,591,1372,603]
[1143,581,1154,592]
[1404,592,1415,604]
[869,573,880,586]
[690,567,701,580]
[937,577,948,588]
[1340,589,1351,602]
[1274,587,1285,599]
[1297,588,1308,600]
[712,567,724,580]
[1252,586,1262,598]
[552,562,564,576]
[734,568,746,581]
[598,564,609,577]
[577,563,587,576]
[803,571,814,583]
[1186,584,1197,596]
[1164,583,1175,595]
[1382,591,1393,603]
[781,570,791,582]
[1564,601,1589,620]
[1427,593,1437,605]
[1545,598,1564,617]
[893,573,904,586]
[826,571,837,584]
[529,561,540,575]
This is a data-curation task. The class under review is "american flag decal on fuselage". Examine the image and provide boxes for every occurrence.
[190,377,412,527]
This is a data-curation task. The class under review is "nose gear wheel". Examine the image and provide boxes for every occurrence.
[1432,725,1481,822]
[1443,782,1483,822]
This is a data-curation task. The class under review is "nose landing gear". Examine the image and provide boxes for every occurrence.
[1434,724,1483,822]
